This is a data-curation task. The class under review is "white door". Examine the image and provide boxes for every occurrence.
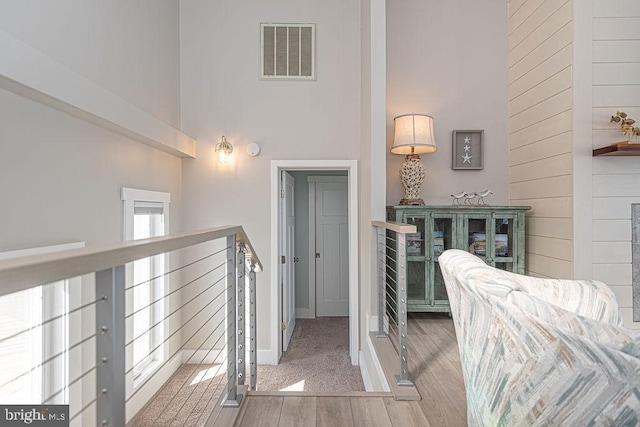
[315,179,349,317]
[281,172,296,351]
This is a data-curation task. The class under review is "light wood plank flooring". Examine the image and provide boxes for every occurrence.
[233,313,467,427]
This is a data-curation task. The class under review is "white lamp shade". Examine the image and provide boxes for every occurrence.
[391,114,437,155]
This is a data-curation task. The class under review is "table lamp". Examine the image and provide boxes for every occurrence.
[391,114,437,205]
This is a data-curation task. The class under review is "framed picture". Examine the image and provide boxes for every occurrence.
[452,130,484,170]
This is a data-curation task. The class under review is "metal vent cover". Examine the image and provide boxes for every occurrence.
[261,23,316,80]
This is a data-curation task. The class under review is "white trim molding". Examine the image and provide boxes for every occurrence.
[270,160,359,366]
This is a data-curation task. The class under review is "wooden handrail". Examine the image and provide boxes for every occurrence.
[0,225,262,297]
[372,220,417,234]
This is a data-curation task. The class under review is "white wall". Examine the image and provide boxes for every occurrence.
[590,0,640,329]
[179,0,362,358]
[0,0,181,128]
[0,1,183,248]
[0,89,183,252]
[0,3,184,420]
[386,0,510,206]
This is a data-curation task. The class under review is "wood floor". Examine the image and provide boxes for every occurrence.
[232,313,467,427]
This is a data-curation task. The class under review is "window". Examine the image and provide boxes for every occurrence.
[0,242,84,404]
[122,188,170,384]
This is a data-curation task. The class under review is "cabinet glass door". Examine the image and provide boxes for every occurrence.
[405,215,427,306]
[464,215,490,263]
[494,215,515,272]
[432,216,454,308]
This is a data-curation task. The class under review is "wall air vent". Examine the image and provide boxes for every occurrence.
[261,23,316,80]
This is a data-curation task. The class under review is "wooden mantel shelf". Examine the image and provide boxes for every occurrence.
[593,141,640,157]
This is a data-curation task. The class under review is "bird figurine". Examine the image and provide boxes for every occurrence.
[451,192,468,205]
[476,190,493,205]
[463,192,477,205]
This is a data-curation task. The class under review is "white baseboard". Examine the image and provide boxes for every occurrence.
[359,312,390,392]
[295,308,314,319]
[359,351,374,391]
[257,348,278,365]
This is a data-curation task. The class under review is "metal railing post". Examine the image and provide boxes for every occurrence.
[249,262,257,391]
[95,266,126,426]
[237,242,246,387]
[222,235,242,407]
[376,226,387,338]
[396,232,413,386]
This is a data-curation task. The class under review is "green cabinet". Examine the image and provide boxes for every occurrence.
[387,205,530,313]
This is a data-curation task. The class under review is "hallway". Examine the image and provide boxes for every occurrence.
[257,317,364,392]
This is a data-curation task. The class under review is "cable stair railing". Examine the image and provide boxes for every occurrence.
[0,225,261,427]
[372,221,420,400]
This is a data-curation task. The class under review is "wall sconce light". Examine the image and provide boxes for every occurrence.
[215,135,233,163]
[391,113,437,205]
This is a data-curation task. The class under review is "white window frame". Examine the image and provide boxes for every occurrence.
[122,188,170,387]
[0,241,85,404]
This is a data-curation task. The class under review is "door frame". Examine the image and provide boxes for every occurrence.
[270,160,359,365]
[308,175,349,319]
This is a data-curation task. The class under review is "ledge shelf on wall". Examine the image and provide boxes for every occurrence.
[0,29,196,159]
[593,141,640,157]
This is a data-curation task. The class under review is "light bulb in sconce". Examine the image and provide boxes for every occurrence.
[215,135,233,163]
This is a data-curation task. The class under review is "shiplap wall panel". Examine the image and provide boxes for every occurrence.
[510,131,572,166]
[593,156,640,174]
[509,0,574,279]
[594,175,640,197]
[593,0,640,17]
[510,175,572,199]
[510,110,572,148]
[509,0,545,33]
[509,23,573,83]
[510,152,572,182]
[593,17,640,41]
[510,46,572,100]
[593,64,640,86]
[594,41,640,63]
[510,0,528,16]
[593,263,632,286]
[510,88,572,132]
[593,219,631,242]
[527,252,573,278]
[510,67,572,116]
[594,85,640,108]
[593,241,632,263]
[511,197,573,218]
[528,235,573,259]
[509,1,573,67]
[591,1,640,328]
[609,285,633,305]
[527,217,573,240]
[593,197,640,219]
[509,0,568,51]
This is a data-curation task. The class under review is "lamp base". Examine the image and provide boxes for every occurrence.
[399,198,425,206]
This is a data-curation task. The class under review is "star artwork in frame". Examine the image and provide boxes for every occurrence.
[452,130,484,170]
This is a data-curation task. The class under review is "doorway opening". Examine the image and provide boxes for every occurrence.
[270,160,359,367]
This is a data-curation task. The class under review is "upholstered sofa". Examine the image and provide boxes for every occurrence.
[439,249,640,426]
